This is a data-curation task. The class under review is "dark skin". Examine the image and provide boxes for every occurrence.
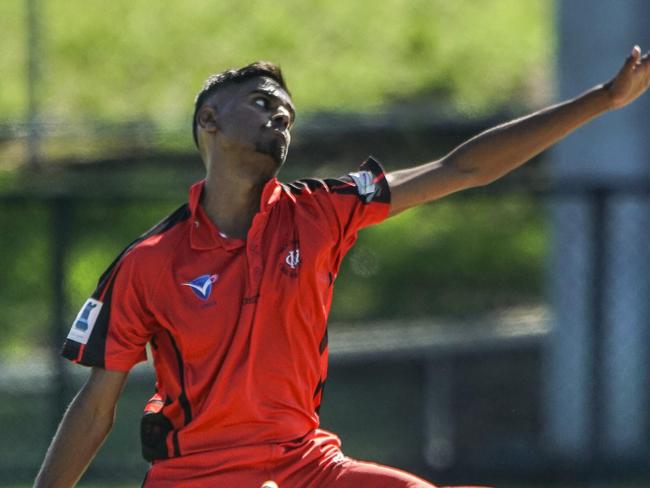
[196,76,295,239]
[35,46,650,488]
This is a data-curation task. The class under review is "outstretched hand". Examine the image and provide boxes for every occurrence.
[606,45,650,109]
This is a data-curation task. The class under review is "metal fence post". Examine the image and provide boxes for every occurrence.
[26,0,42,170]
[589,188,607,465]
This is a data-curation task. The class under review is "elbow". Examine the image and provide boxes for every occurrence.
[445,153,511,188]
[472,170,502,187]
[100,409,117,432]
[460,162,510,187]
[91,403,118,435]
[444,157,495,189]
[82,405,116,443]
[453,164,497,189]
[73,388,118,434]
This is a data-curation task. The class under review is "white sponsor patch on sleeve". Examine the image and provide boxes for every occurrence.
[348,170,376,197]
[67,298,103,344]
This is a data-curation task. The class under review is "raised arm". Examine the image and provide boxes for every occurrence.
[387,46,650,216]
[34,368,128,488]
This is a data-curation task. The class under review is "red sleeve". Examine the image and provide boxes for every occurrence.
[61,247,157,371]
[286,156,391,254]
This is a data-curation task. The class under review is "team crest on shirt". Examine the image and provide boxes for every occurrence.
[280,241,301,278]
[181,274,219,301]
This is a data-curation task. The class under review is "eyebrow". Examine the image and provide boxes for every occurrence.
[250,88,296,120]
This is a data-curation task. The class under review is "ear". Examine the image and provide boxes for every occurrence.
[197,105,219,136]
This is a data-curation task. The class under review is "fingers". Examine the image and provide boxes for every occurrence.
[634,47,650,78]
[634,48,650,71]
[632,50,650,93]
[623,45,642,72]
[621,45,650,82]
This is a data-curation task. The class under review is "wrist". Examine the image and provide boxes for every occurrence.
[597,81,620,111]
[586,83,617,113]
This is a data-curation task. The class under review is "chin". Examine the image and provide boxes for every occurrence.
[256,139,288,169]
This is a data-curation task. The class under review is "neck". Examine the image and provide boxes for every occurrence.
[201,152,273,240]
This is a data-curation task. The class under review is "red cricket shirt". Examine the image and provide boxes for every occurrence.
[62,157,390,462]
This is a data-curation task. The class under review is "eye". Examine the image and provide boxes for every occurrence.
[253,97,269,109]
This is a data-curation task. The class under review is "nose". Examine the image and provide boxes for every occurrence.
[271,108,290,131]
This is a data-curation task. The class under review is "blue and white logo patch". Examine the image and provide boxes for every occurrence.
[182,274,219,301]
[348,170,377,202]
[67,298,103,344]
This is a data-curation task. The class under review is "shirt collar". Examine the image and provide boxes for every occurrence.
[188,178,284,251]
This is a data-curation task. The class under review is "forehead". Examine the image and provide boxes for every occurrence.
[213,76,294,111]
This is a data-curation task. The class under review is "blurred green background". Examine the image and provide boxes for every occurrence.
[0,0,552,164]
[1,0,551,119]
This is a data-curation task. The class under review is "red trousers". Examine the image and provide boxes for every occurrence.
[143,429,485,488]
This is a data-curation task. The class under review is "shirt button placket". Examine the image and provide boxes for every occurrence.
[247,234,263,295]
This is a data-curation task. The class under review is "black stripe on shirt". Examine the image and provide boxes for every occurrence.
[94,203,191,298]
[167,330,193,427]
[61,203,191,366]
[165,329,192,458]
[319,328,328,355]
[285,156,390,204]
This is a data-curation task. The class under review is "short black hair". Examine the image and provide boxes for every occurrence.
[192,61,290,148]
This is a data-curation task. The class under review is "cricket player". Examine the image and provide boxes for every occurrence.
[35,46,650,487]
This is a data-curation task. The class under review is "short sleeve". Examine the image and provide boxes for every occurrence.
[61,249,157,371]
[286,156,391,251]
